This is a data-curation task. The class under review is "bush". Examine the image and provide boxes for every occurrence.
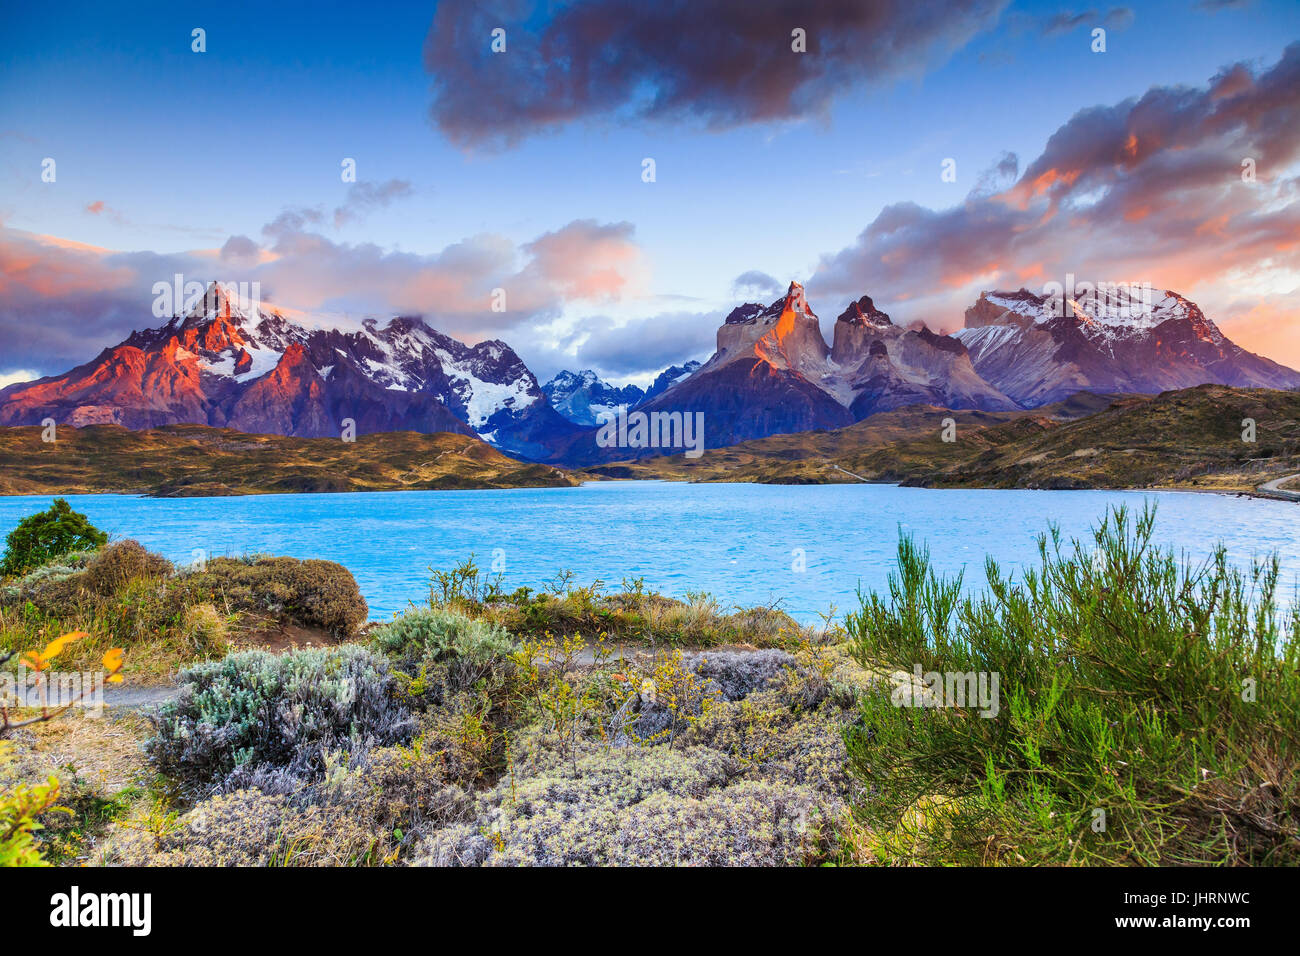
[414,744,833,866]
[178,603,228,656]
[146,646,414,797]
[371,607,515,665]
[109,790,387,867]
[843,505,1300,865]
[178,556,368,637]
[0,499,107,578]
[685,649,794,701]
[83,540,173,595]
[372,608,515,697]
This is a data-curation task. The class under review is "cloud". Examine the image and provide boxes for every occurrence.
[731,270,783,298]
[0,369,39,389]
[263,179,416,237]
[540,310,718,381]
[332,179,414,228]
[1039,7,1134,36]
[520,220,645,300]
[0,212,650,375]
[84,200,126,225]
[219,234,261,265]
[422,0,1008,147]
[810,42,1300,368]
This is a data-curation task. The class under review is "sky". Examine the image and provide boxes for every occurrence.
[2,0,1299,388]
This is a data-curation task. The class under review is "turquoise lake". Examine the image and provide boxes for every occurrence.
[0,481,1296,622]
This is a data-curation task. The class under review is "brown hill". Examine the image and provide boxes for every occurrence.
[584,386,1300,496]
[0,424,576,496]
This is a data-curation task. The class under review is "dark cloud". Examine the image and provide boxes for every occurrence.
[731,270,782,298]
[812,44,1300,342]
[1039,7,1134,36]
[423,0,1008,147]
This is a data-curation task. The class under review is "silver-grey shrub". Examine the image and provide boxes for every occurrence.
[146,645,414,797]
[414,742,833,867]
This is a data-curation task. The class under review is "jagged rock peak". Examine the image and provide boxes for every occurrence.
[836,294,892,328]
[724,302,765,325]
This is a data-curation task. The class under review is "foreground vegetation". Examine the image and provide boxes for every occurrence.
[847,506,1299,864]
[2,500,1296,865]
[1,502,369,681]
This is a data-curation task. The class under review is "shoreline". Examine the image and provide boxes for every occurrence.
[2,475,1298,502]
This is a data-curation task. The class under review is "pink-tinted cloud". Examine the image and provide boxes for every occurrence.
[811,43,1300,368]
[0,213,649,374]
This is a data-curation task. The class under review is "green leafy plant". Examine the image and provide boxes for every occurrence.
[0,741,64,867]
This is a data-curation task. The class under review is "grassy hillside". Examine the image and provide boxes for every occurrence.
[0,424,577,496]
[584,385,1300,495]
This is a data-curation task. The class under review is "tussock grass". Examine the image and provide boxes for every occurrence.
[427,556,811,648]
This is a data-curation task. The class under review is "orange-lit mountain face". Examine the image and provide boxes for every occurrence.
[631,281,1016,453]
[0,282,578,455]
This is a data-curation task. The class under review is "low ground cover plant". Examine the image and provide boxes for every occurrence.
[429,556,807,647]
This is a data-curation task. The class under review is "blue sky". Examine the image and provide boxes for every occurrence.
[3,0,1299,384]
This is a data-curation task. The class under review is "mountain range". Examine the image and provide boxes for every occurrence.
[540,362,704,426]
[2,280,1295,466]
[0,283,577,460]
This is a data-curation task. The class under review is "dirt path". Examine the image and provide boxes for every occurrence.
[103,682,180,710]
[1257,473,1300,502]
[825,462,871,482]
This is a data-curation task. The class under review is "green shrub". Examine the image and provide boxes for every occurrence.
[0,499,107,578]
[178,556,368,636]
[371,607,515,665]
[0,742,62,867]
[843,505,1300,865]
[371,608,516,701]
[146,646,414,797]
